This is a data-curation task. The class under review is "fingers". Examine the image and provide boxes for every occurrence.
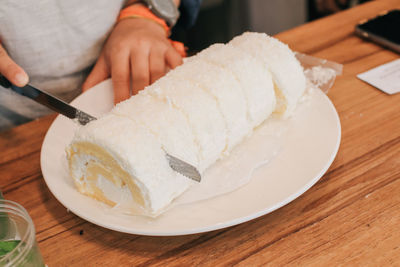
[111,50,131,104]
[165,48,183,70]
[149,48,166,84]
[0,44,29,86]
[82,53,109,92]
[130,49,150,95]
[129,45,181,96]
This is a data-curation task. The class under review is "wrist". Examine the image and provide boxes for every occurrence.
[117,15,167,37]
[118,3,171,36]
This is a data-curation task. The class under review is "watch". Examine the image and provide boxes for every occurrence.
[142,0,180,27]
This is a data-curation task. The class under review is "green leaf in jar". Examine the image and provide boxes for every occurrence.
[0,192,9,240]
[0,240,21,257]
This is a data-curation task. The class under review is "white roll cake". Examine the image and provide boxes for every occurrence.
[67,32,306,216]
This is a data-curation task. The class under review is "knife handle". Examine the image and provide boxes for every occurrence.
[0,75,12,88]
[0,75,38,98]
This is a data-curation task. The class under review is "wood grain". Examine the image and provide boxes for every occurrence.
[1,0,399,265]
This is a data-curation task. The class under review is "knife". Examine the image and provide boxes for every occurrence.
[0,75,201,182]
[0,75,96,125]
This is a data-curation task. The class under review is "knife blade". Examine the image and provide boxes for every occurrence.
[166,153,201,182]
[0,75,96,125]
[0,75,201,182]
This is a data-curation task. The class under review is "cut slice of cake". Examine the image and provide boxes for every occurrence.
[67,114,192,216]
[230,32,306,117]
[193,43,276,128]
[168,59,251,153]
[145,76,227,172]
[112,91,199,169]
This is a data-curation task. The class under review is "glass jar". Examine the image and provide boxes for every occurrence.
[0,199,45,267]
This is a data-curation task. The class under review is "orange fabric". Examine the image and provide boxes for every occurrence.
[169,40,187,57]
[118,4,170,35]
[118,4,187,57]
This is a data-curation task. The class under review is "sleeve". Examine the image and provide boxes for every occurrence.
[176,0,202,28]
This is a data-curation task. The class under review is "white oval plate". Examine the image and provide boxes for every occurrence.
[40,79,341,236]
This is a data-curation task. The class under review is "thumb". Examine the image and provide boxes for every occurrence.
[0,44,29,87]
[82,53,109,92]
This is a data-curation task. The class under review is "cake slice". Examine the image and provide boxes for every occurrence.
[193,43,276,128]
[67,114,192,216]
[230,32,306,117]
[168,59,251,153]
[112,91,199,169]
[145,76,227,172]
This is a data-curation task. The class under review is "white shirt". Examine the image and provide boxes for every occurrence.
[0,0,125,130]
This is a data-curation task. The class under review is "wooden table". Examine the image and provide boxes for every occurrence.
[1,0,400,265]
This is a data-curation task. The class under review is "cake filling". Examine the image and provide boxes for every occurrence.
[68,142,146,207]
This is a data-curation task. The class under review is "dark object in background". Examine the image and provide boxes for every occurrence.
[172,0,249,53]
[174,0,374,54]
[308,0,372,20]
[355,9,400,53]
[176,0,203,28]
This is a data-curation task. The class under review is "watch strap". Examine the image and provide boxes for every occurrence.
[142,0,179,27]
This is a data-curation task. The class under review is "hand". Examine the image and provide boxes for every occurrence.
[0,43,29,87]
[82,17,183,104]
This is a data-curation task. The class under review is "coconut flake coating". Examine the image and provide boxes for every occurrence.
[67,32,306,216]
